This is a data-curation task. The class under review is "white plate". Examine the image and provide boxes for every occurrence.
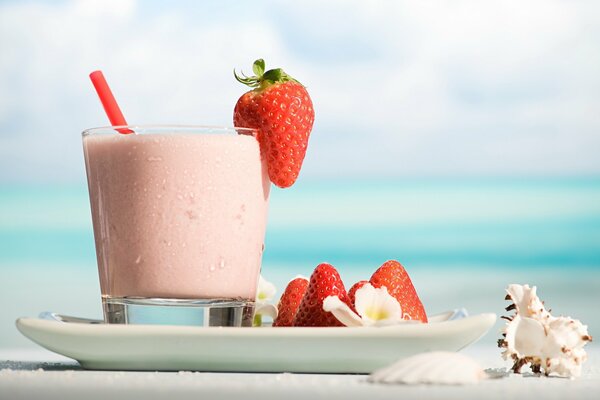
[16,311,496,373]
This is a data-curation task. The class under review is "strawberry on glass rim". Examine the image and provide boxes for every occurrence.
[234,59,315,188]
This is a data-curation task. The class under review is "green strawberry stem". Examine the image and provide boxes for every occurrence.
[234,59,301,90]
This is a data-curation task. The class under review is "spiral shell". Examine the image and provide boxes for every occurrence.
[498,284,592,378]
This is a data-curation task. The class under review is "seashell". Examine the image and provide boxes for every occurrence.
[369,351,486,385]
[498,284,592,378]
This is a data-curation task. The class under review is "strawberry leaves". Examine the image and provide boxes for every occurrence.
[252,58,266,76]
[234,59,299,89]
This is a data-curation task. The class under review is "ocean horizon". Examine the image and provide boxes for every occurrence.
[2,177,599,348]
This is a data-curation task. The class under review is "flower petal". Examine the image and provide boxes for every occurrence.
[254,302,278,320]
[257,275,276,301]
[323,295,363,327]
[354,283,402,325]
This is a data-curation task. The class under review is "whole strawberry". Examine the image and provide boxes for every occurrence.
[369,260,428,323]
[273,276,309,327]
[234,59,315,188]
[293,263,350,327]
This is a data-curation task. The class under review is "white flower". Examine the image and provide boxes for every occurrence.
[257,275,276,302]
[323,283,405,327]
[253,275,278,326]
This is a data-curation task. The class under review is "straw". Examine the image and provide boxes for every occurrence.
[89,70,133,134]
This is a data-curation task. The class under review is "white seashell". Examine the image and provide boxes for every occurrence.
[499,284,592,378]
[369,351,486,385]
[506,284,551,323]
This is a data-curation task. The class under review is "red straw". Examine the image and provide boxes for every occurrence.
[89,70,133,134]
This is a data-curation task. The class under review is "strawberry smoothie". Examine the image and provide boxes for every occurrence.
[83,126,270,324]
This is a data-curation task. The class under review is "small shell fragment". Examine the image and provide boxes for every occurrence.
[369,351,486,385]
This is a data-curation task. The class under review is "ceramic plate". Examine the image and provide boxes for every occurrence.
[16,311,496,373]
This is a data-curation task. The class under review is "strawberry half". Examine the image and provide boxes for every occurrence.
[293,263,350,327]
[369,260,428,323]
[273,276,309,327]
[234,59,315,188]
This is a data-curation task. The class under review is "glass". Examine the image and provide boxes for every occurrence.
[82,125,270,326]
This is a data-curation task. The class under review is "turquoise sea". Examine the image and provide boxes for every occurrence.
[1,178,600,348]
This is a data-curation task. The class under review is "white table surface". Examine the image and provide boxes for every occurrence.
[1,345,599,400]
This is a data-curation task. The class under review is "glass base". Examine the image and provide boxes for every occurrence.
[102,297,255,327]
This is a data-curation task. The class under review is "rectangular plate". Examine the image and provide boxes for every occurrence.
[16,312,496,373]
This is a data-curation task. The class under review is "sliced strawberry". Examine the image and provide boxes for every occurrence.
[273,276,309,327]
[369,260,428,323]
[293,263,350,327]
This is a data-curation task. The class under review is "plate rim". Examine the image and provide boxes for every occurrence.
[16,311,497,338]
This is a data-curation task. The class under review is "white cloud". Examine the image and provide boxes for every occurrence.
[0,0,599,182]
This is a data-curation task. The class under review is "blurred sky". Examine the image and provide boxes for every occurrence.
[0,0,599,183]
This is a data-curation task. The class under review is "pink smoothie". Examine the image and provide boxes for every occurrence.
[83,129,270,301]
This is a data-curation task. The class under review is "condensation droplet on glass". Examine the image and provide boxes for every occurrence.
[135,255,142,264]
[219,258,226,269]
[209,265,216,272]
